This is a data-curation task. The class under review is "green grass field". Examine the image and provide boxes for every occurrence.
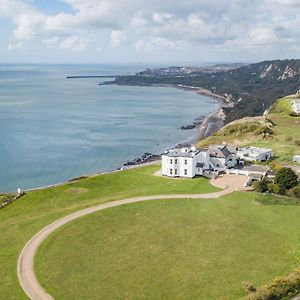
[0,164,218,299]
[35,192,300,300]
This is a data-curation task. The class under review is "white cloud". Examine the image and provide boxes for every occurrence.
[152,13,172,24]
[59,36,90,51]
[110,30,126,47]
[1,0,300,58]
[8,41,25,50]
[136,37,185,53]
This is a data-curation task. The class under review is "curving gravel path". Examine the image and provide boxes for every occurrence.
[17,188,236,300]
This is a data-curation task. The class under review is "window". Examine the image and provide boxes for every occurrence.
[170,169,173,175]
[170,159,173,164]
[175,169,177,175]
[184,159,187,165]
[175,159,178,164]
[184,169,187,175]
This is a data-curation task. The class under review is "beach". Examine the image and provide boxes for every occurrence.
[165,83,233,142]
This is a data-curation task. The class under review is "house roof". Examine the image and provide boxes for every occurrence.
[163,148,201,158]
[209,145,236,158]
[249,173,263,179]
[210,157,225,168]
[238,147,272,156]
[237,165,269,173]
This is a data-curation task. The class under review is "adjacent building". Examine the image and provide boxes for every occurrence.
[237,147,273,162]
[291,100,300,115]
[293,155,300,163]
[208,145,237,171]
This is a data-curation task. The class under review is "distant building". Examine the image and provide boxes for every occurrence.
[291,100,300,114]
[237,147,273,162]
[293,155,300,163]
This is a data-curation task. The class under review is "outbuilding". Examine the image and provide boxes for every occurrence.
[293,155,300,163]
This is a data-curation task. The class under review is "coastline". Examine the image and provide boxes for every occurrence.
[144,83,232,141]
[1,83,228,195]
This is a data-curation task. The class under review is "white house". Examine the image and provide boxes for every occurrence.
[161,144,238,178]
[291,100,300,114]
[161,146,210,178]
[293,155,300,163]
[208,144,237,171]
[237,147,273,162]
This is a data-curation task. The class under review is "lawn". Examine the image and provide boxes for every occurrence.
[0,164,218,299]
[35,192,300,300]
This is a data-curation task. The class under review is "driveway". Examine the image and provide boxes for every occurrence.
[210,174,249,190]
[18,188,239,300]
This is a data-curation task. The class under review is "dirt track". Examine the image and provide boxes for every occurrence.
[18,182,246,300]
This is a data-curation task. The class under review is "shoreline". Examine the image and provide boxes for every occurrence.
[1,83,228,195]
[146,83,232,141]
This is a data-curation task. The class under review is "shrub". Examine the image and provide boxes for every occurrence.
[256,194,300,206]
[294,139,300,146]
[253,180,268,193]
[245,268,300,300]
[268,183,281,194]
[274,168,298,191]
[242,281,256,293]
[285,136,293,142]
[287,186,300,198]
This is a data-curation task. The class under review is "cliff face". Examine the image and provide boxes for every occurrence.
[110,59,300,123]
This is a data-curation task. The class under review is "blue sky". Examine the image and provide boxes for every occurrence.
[1,0,300,64]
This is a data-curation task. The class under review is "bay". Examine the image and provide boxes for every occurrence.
[0,64,218,192]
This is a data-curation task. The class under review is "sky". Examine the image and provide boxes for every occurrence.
[0,0,300,64]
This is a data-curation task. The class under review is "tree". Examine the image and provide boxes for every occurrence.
[274,168,298,191]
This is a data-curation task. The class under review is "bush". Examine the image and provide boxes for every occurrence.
[294,139,300,146]
[285,136,293,142]
[256,194,300,206]
[268,183,281,194]
[274,168,298,191]
[242,281,256,293]
[245,268,300,300]
[253,180,268,193]
[288,186,300,198]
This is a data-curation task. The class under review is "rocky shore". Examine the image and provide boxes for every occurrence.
[123,153,161,167]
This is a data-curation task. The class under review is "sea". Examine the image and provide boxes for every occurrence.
[0,64,218,192]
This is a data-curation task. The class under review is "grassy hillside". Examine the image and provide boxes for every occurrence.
[197,96,300,163]
[35,193,300,300]
[0,164,218,299]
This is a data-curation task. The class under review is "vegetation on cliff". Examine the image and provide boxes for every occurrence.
[108,59,300,123]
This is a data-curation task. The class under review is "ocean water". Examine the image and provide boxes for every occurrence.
[0,64,218,192]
